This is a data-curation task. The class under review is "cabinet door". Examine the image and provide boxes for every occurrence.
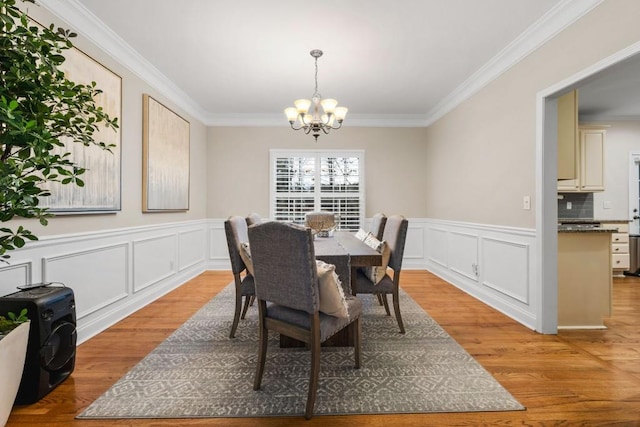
[580,129,605,191]
[557,90,578,180]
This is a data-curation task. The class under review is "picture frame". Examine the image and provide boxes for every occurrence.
[142,94,190,212]
[40,47,122,213]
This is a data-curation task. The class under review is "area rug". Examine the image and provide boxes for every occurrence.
[78,284,524,419]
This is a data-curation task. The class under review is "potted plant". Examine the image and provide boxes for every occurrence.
[0,309,29,426]
[0,0,118,261]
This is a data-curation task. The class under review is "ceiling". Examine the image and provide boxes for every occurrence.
[578,52,640,122]
[38,0,633,126]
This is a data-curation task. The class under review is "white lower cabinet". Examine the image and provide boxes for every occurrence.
[603,222,630,275]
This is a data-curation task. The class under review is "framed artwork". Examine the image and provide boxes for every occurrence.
[142,94,190,212]
[40,47,122,213]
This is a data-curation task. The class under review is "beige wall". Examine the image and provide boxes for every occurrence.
[8,5,209,238]
[425,0,640,229]
[10,1,640,238]
[206,127,428,219]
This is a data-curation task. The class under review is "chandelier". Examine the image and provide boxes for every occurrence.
[284,49,348,141]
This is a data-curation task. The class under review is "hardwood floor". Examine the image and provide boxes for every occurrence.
[6,270,640,426]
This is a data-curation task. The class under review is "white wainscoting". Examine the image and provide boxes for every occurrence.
[205,217,429,271]
[0,220,208,344]
[423,219,537,330]
[0,217,539,345]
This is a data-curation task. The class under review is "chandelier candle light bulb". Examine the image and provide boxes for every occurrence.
[285,49,348,141]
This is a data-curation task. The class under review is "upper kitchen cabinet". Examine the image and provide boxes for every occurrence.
[557,126,606,192]
[557,90,578,181]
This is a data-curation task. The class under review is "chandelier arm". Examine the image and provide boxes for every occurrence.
[321,125,331,135]
[289,122,305,131]
[330,120,344,130]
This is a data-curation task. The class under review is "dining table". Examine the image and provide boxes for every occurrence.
[280,230,382,348]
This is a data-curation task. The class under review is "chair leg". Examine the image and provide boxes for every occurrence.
[229,279,243,339]
[381,294,391,316]
[393,288,405,334]
[353,318,361,369]
[254,301,268,390]
[240,295,252,319]
[376,294,384,306]
[305,315,321,420]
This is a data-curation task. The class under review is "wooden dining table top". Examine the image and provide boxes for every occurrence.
[313,231,382,267]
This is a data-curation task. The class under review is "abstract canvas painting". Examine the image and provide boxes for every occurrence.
[142,94,190,212]
[40,48,122,213]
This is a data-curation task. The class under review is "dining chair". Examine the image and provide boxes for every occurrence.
[353,215,409,334]
[224,216,256,339]
[246,212,262,226]
[369,212,387,240]
[248,221,362,419]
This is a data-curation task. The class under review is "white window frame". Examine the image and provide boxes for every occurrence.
[269,149,365,230]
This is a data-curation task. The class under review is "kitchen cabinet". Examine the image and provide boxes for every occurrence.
[557,90,578,181]
[557,126,606,192]
[558,230,612,328]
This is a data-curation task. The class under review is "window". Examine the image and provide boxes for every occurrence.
[270,150,364,230]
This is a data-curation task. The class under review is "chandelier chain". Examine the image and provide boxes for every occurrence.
[314,56,319,97]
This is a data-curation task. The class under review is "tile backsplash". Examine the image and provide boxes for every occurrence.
[558,193,593,218]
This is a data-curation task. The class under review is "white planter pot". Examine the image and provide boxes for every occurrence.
[0,321,30,427]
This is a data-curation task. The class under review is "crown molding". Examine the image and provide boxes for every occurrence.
[205,113,430,128]
[36,0,210,123]
[423,0,604,127]
[36,0,603,128]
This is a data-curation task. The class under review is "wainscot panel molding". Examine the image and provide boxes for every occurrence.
[206,217,428,271]
[0,220,208,344]
[0,218,539,344]
[424,219,537,330]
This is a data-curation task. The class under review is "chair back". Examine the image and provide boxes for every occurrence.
[383,215,408,272]
[248,221,318,314]
[370,213,387,240]
[246,213,262,226]
[224,216,249,275]
[305,211,336,232]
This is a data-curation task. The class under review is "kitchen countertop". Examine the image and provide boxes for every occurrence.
[557,225,618,233]
[557,218,629,233]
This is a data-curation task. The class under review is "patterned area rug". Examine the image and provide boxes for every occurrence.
[78,284,524,419]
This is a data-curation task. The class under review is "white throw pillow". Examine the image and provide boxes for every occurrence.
[362,234,391,285]
[316,260,349,318]
[355,228,370,241]
[239,242,254,275]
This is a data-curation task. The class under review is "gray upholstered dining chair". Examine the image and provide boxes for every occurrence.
[353,215,408,334]
[248,221,362,420]
[224,216,256,339]
[246,212,262,226]
[369,213,387,240]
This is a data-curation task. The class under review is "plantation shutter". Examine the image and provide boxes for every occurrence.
[270,150,364,230]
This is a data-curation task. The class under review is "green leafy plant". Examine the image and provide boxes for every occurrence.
[0,308,28,336]
[0,0,119,260]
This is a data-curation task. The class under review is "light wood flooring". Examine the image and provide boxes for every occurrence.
[6,270,640,426]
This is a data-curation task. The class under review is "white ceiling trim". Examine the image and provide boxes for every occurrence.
[36,0,209,123]
[205,113,430,128]
[423,0,604,127]
[37,0,603,128]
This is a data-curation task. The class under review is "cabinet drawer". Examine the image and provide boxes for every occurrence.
[612,253,630,269]
[611,233,629,244]
[612,243,629,254]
